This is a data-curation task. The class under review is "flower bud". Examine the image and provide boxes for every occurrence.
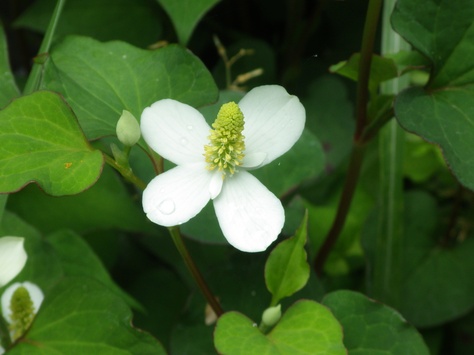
[0,237,27,288]
[116,110,141,146]
[261,304,281,327]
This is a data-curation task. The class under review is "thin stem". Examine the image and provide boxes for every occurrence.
[360,107,395,143]
[354,0,383,140]
[23,0,65,94]
[104,151,223,316]
[169,227,224,317]
[104,154,147,190]
[314,144,365,275]
[314,0,382,275]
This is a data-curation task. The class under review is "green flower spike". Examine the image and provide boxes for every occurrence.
[204,102,245,177]
[1,282,44,342]
[8,286,35,341]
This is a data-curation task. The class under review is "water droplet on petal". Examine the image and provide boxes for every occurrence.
[181,138,188,145]
[187,125,193,131]
[158,199,175,215]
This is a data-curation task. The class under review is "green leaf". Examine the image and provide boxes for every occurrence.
[0,24,20,107]
[157,0,220,45]
[0,91,103,196]
[302,75,354,170]
[265,212,310,305]
[43,36,218,140]
[306,187,372,275]
[214,300,346,355]
[363,191,474,327]
[0,213,140,309]
[392,0,474,190]
[129,269,189,349]
[46,229,141,310]
[7,277,166,354]
[14,0,163,48]
[322,290,429,354]
[330,53,398,92]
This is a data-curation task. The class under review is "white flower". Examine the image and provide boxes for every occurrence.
[141,85,305,252]
[0,237,27,288]
[1,282,44,340]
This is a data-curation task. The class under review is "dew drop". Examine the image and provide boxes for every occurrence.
[158,199,175,215]
[187,125,193,131]
[181,138,188,145]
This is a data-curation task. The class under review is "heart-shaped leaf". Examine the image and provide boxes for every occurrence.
[43,36,218,140]
[14,0,163,48]
[214,300,346,354]
[0,91,103,196]
[322,290,429,354]
[392,0,474,190]
[157,0,220,45]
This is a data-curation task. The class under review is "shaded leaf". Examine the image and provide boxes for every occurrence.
[157,0,220,45]
[363,191,474,327]
[322,290,429,354]
[7,165,152,235]
[14,0,163,48]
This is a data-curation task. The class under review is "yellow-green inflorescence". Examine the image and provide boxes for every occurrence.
[8,286,36,341]
[204,102,245,177]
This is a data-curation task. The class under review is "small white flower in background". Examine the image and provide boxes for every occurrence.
[1,282,44,341]
[141,85,305,252]
[0,237,27,288]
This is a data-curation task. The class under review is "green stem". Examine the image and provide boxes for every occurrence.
[169,227,224,317]
[314,144,365,275]
[314,0,382,275]
[104,154,147,190]
[23,0,65,95]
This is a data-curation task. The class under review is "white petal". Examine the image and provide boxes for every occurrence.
[239,85,305,167]
[209,171,224,199]
[241,152,267,170]
[213,171,284,252]
[141,99,210,165]
[143,163,215,227]
[0,237,27,287]
[1,281,44,324]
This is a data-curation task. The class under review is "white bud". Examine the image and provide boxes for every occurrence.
[116,110,141,146]
[261,304,281,327]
